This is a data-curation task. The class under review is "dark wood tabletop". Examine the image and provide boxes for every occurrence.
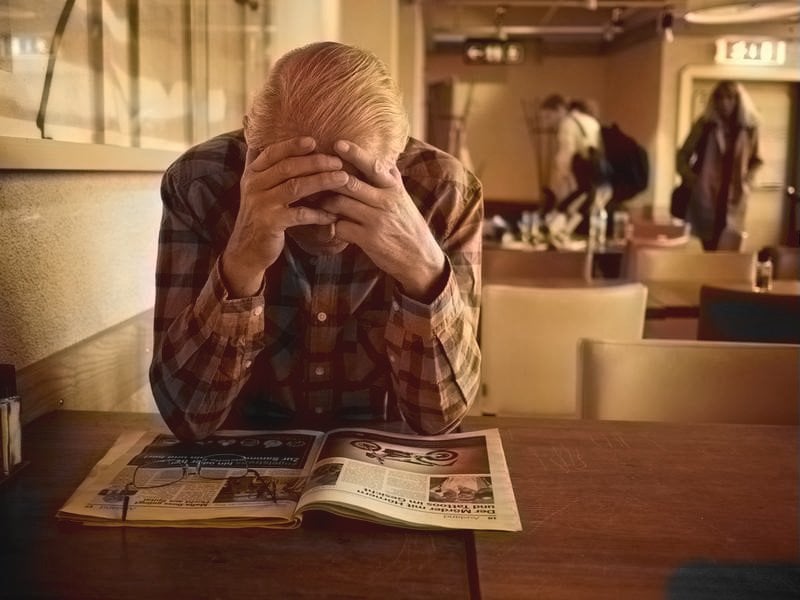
[464,417,800,600]
[0,411,474,600]
[5,411,798,599]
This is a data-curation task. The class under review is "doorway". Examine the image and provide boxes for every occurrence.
[677,66,800,251]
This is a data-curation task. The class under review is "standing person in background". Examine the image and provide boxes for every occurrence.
[150,42,483,441]
[676,80,762,250]
[538,94,608,235]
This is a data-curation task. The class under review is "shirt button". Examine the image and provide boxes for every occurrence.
[389,355,396,363]
[252,306,263,316]
[316,312,327,322]
[244,359,252,369]
[314,366,325,376]
[392,301,400,311]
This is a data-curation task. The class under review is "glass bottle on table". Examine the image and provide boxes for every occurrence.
[588,198,607,250]
[754,249,773,292]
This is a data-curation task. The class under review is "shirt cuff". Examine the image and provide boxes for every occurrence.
[193,259,266,345]
[391,260,460,340]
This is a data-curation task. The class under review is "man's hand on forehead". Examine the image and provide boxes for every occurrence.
[315,138,448,304]
[333,139,398,188]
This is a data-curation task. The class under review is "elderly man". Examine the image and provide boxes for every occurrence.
[150,42,482,440]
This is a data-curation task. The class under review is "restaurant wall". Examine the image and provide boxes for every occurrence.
[654,26,800,217]
[602,38,664,213]
[427,23,799,214]
[0,0,421,374]
[426,49,610,203]
[0,172,161,370]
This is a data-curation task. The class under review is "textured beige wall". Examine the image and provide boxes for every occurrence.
[0,171,162,369]
[603,39,664,212]
[427,31,798,207]
[426,49,615,202]
[656,31,800,217]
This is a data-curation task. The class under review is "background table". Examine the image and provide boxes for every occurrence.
[465,417,799,600]
[0,411,474,600]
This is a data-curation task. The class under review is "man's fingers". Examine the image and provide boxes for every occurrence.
[317,194,373,224]
[330,218,365,246]
[280,170,349,205]
[334,140,396,188]
[286,206,338,228]
[272,153,343,181]
[249,136,317,173]
[245,147,260,168]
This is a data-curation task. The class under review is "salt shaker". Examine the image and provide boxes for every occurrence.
[0,364,22,477]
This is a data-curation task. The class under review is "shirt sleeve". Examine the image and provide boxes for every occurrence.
[149,167,266,441]
[383,174,483,435]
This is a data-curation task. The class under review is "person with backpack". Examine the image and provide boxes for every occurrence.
[539,94,609,236]
[676,80,763,250]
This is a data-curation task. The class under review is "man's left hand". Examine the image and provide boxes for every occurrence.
[320,140,447,303]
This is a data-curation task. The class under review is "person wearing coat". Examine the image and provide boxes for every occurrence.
[676,80,763,250]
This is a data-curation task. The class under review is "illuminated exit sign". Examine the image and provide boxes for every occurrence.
[463,39,525,65]
[715,37,786,66]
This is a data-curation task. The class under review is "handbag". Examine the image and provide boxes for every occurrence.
[670,121,712,220]
[670,181,692,220]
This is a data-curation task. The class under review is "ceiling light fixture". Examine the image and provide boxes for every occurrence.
[660,9,674,42]
[684,0,800,25]
[494,4,509,40]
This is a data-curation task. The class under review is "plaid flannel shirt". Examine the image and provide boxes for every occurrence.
[150,130,483,440]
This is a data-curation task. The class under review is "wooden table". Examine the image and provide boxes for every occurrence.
[4,411,798,599]
[465,417,799,600]
[0,411,474,600]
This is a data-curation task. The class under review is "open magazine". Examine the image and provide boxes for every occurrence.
[57,427,522,531]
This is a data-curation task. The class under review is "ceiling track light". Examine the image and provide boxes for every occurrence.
[494,4,509,40]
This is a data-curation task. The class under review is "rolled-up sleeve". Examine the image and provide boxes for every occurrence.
[150,166,265,441]
[384,174,483,434]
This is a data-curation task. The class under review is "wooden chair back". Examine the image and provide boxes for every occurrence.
[698,285,800,344]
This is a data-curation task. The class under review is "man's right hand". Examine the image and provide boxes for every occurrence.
[220,137,348,298]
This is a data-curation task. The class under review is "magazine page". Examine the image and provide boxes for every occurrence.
[57,429,326,527]
[296,428,522,531]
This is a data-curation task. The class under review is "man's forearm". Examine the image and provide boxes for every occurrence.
[220,247,267,299]
[151,261,267,440]
[384,264,481,435]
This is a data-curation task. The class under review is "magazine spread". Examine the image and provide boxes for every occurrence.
[57,427,522,532]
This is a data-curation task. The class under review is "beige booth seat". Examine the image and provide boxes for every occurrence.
[478,283,647,418]
[579,338,800,425]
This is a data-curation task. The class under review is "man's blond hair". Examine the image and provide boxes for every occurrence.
[245,42,408,158]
